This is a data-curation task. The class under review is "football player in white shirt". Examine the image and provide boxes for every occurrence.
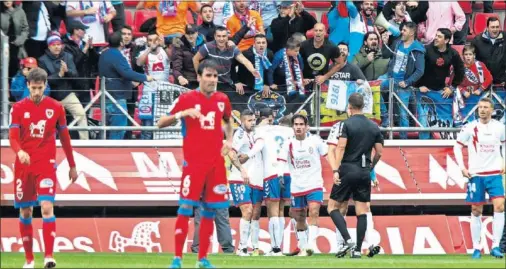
[327,122,381,257]
[454,98,506,259]
[278,114,331,256]
[227,110,259,256]
[239,108,284,256]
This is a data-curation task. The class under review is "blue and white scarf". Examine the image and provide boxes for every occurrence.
[80,1,108,24]
[282,49,304,96]
[253,47,271,91]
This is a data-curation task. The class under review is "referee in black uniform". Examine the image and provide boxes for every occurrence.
[328,93,384,258]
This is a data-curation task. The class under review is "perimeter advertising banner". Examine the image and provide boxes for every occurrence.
[0,216,498,255]
[0,142,475,206]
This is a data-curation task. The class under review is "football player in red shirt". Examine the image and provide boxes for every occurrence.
[158,59,248,268]
[9,68,78,269]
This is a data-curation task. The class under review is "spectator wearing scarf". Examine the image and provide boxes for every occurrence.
[232,34,273,96]
[455,44,493,123]
[226,0,264,51]
[267,37,305,96]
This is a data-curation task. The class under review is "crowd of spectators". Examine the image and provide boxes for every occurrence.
[1,1,505,140]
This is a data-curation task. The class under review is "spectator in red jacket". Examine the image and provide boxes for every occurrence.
[457,44,493,123]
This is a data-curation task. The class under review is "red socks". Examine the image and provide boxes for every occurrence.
[42,217,56,258]
[19,217,34,263]
[174,215,190,258]
[198,210,216,260]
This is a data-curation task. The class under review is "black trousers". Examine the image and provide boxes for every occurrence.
[111,3,125,32]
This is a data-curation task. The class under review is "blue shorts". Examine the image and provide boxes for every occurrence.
[281,175,291,200]
[290,190,324,210]
[251,187,264,204]
[230,183,252,207]
[466,175,505,204]
[264,177,281,201]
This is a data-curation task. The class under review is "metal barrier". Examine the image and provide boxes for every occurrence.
[0,68,504,139]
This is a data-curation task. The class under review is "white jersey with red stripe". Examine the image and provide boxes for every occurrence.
[456,119,506,176]
[253,125,280,184]
[269,125,294,176]
[229,126,261,184]
[138,48,170,91]
[279,134,328,196]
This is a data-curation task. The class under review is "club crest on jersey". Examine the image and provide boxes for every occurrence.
[308,147,314,154]
[218,102,225,112]
[24,112,30,119]
[46,109,54,119]
[213,184,228,195]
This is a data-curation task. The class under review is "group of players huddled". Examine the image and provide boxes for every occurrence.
[9,60,505,269]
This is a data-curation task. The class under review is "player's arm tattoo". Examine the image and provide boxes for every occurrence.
[335,137,347,170]
[228,150,244,170]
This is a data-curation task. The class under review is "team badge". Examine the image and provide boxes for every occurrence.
[218,102,225,112]
[46,109,54,119]
[24,112,30,119]
[308,147,314,154]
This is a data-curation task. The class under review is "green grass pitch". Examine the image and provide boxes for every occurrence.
[1,253,505,268]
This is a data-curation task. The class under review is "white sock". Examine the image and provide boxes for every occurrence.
[269,217,280,248]
[251,220,260,249]
[492,212,505,249]
[364,212,374,245]
[308,225,319,250]
[239,218,251,250]
[336,227,344,247]
[471,214,482,250]
[278,217,286,247]
[297,229,308,250]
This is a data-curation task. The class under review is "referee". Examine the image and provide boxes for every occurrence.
[328,93,384,258]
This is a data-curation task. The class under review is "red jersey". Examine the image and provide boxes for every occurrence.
[10,97,67,166]
[169,90,232,165]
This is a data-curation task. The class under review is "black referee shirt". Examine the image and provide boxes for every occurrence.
[338,114,383,167]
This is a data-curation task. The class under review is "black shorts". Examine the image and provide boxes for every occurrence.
[330,163,371,203]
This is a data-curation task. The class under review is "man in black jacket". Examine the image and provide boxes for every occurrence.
[232,34,274,100]
[39,32,89,140]
[416,28,465,139]
[197,4,216,42]
[270,1,316,53]
[62,20,96,104]
[472,17,506,88]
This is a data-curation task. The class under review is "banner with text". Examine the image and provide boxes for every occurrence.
[0,216,497,255]
[0,143,477,206]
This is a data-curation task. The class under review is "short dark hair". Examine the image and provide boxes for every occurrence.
[291,114,308,126]
[27,68,48,83]
[487,16,500,27]
[348,93,364,110]
[254,34,267,41]
[108,31,123,48]
[286,37,301,50]
[401,21,418,36]
[259,107,273,118]
[437,28,452,43]
[200,4,213,13]
[197,59,219,75]
[215,26,228,34]
[337,42,349,49]
[363,31,379,44]
[241,109,255,118]
[479,97,495,107]
[121,25,133,32]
